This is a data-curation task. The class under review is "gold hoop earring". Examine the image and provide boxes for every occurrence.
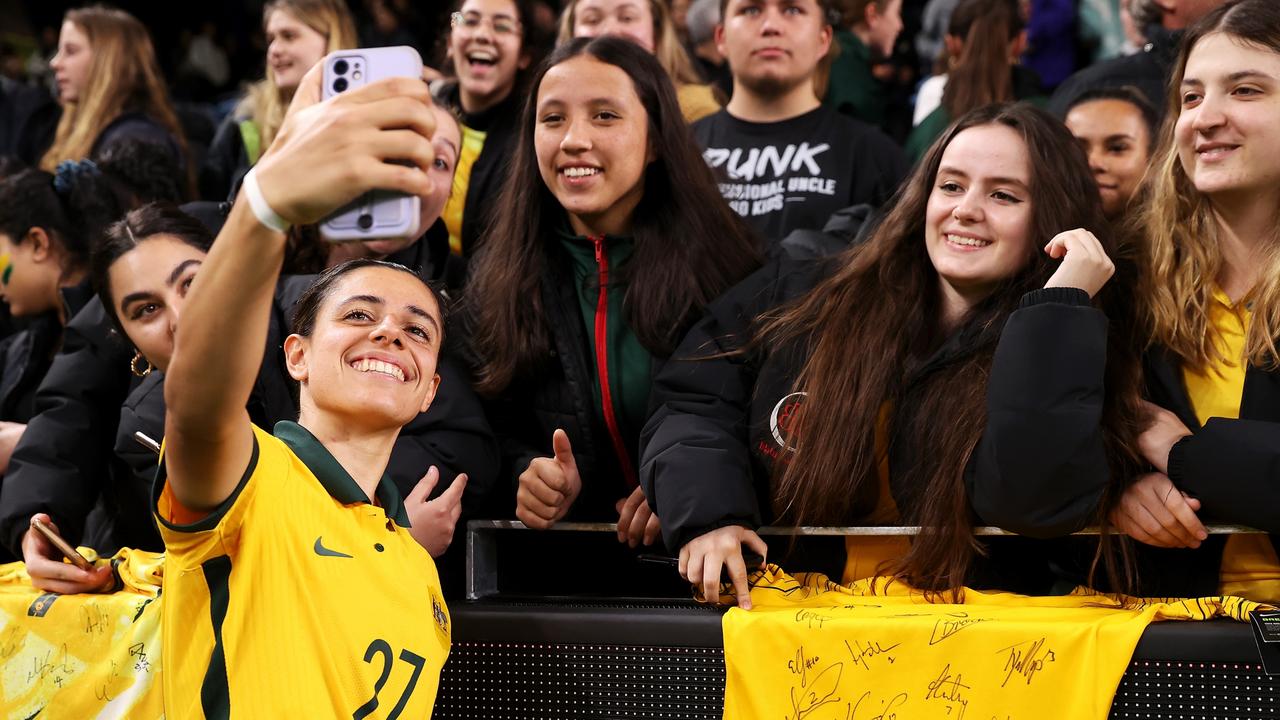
[130,351,153,378]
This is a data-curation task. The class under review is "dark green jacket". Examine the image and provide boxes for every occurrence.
[824,30,886,130]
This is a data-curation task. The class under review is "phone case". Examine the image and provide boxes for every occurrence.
[319,46,423,243]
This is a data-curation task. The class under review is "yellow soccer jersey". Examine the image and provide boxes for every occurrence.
[154,422,450,719]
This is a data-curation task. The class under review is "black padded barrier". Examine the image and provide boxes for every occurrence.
[433,600,1280,720]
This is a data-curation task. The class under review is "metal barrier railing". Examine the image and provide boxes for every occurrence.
[465,520,1264,600]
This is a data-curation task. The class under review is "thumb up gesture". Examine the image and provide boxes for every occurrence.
[516,429,582,529]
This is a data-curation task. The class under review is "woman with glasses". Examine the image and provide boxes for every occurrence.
[433,0,546,257]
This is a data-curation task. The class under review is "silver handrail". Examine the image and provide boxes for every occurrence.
[467,519,1262,536]
[464,520,1264,599]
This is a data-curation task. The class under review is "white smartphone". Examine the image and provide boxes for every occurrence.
[319,46,423,243]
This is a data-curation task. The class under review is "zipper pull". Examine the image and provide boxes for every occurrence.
[590,234,605,265]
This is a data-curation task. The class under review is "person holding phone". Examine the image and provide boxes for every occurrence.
[462,36,760,560]
[641,103,1144,607]
[150,58,458,715]
[18,116,483,593]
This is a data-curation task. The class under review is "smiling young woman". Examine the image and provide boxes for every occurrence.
[433,0,543,256]
[1117,0,1280,602]
[641,102,1145,606]
[463,37,760,562]
[1064,87,1158,221]
[41,7,186,177]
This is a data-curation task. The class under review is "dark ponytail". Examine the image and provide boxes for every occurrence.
[941,0,1024,120]
[95,138,187,206]
[0,161,131,278]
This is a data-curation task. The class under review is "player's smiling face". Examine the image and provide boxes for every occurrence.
[286,266,442,429]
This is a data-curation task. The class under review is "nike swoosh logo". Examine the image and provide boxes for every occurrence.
[314,537,353,558]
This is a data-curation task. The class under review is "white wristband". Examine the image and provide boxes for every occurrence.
[242,167,290,233]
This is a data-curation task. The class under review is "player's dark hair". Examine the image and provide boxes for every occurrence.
[94,202,214,336]
[291,259,448,342]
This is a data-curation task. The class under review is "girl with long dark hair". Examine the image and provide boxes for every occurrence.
[464,36,761,547]
[641,102,1144,606]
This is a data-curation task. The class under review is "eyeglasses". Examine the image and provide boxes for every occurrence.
[451,11,521,37]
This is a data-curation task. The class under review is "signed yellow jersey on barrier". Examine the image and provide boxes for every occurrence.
[0,548,165,719]
[722,566,1265,720]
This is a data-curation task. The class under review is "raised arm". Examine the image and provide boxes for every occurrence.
[163,69,440,513]
[969,229,1118,538]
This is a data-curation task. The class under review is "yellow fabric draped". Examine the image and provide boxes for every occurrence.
[0,548,165,719]
[722,566,1265,720]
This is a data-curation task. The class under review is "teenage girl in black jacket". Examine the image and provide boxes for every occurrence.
[641,103,1145,606]
[463,37,761,547]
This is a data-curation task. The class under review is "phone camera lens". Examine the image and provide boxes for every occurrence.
[358,214,374,230]
[333,77,349,93]
[334,59,349,75]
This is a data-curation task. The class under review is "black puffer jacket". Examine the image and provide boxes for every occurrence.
[200,114,250,202]
[0,284,97,425]
[640,257,1115,592]
[1117,348,1280,596]
[475,255,649,522]
[0,297,136,556]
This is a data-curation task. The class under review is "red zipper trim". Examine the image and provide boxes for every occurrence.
[590,235,638,489]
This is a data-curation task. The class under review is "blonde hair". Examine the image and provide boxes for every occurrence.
[237,0,358,152]
[1136,0,1280,371]
[40,6,184,172]
[557,0,705,86]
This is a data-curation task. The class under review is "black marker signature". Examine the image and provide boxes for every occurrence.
[789,646,823,687]
[925,663,970,719]
[130,642,151,673]
[95,659,122,702]
[82,603,109,637]
[844,638,901,671]
[928,613,991,646]
[996,637,1055,687]
[849,690,909,720]
[26,643,75,684]
[0,625,23,660]
[795,609,834,629]
[788,662,843,720]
